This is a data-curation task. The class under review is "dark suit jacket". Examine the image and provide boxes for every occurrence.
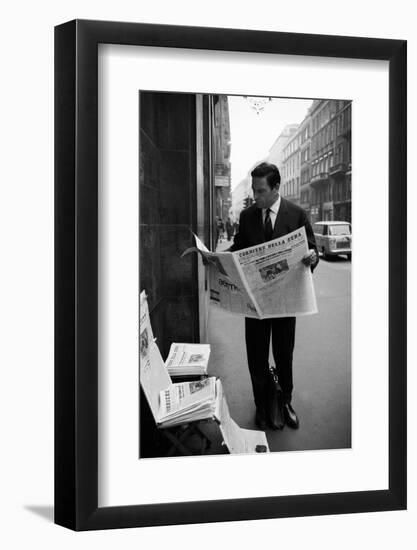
[230,198,319,272]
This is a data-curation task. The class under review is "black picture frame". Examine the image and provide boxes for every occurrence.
[54,19,407,531]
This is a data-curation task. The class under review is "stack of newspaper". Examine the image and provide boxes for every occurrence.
[158,376,216,427]
[140,292,217,429]
[165,343,211,377]
[140,290,269,452]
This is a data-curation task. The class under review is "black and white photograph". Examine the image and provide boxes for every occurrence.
[0,0,413,544]
[50,13,407,535]
[139,92,352,458]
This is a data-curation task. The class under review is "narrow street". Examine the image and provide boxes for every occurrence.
[206,237,351,453]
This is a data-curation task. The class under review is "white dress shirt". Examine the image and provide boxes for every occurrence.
[263,195,281,230]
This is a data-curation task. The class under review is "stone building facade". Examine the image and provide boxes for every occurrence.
[276,99,352,224]
[309,99,352,223]
[213,95,232,223]
[281,127,301,206]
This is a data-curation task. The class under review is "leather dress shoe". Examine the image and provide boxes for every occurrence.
[283,403,299,429]
[255,408,267,430]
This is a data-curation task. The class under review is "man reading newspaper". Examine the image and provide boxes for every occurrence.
[228,162,319,431]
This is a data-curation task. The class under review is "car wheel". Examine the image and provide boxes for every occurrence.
[322,247,327,260]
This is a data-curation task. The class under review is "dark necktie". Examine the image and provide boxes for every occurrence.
[264,208,273,241]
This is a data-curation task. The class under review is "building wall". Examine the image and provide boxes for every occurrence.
[310,100,352,223]
[299,115,312,217]
[213,95,232,223]
[231,156,267,220]
[231,176,251,219]
[139,91,208,456]
[281,126,302,206]
[140,91,200,355]
[269,100,352,223]
[268,123,299,173]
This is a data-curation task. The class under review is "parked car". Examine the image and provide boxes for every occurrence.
[313,221,352,260]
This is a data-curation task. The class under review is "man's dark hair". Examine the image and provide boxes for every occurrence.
[251,162,281,189]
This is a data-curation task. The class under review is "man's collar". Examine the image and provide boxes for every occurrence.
[266,194,281,214]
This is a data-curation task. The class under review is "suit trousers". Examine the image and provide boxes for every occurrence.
[245,316,296,409]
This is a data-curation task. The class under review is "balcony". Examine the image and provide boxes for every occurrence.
[329,163,347,176]
[310,172,329,187]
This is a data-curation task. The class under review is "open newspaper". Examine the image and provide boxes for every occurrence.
[165,343,210,377]
[182,226,317,318]
[140,291,269,452]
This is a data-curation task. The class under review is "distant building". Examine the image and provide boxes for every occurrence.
[231,99,351,227]
[231,176,252,220]
[281,125,301,206]
[331,102,351,222]
[268,124,298,173]
[231,155,268,219]
[299,112,312,217]
[213,95,232,222]
[309,100,351,223]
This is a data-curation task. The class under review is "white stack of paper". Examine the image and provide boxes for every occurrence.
[140,290,270,452]
[158,377,217,427]
[140,292,217,429]
[165,343,211,377]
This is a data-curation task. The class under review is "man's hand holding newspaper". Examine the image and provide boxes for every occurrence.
[301,248,318,267]
[182,227,318,319]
